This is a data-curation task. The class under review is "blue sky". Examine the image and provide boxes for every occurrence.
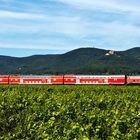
[0,0,140,57]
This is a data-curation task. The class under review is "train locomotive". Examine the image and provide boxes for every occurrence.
[0,75,140,85]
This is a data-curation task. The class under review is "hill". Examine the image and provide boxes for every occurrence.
[0,47,140,75]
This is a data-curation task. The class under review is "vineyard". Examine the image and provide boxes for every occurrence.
[0,85,140,139]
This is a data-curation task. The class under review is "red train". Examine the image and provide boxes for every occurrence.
[0,75,140,85]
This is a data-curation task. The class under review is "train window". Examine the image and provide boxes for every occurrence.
[0,78,2,81]
[71,79,74,81]
[53,78,56,81]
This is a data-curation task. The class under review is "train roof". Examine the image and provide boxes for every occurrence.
[65,75,125,77]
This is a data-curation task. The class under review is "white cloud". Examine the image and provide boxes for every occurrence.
[0,39,83,51]
[1,14,140,51]
[0,0,14,3]
[81,21,140,50]
[56,0,140,14]
[0,10,88,37]
[0,10,46,19]
[0,0,140,51]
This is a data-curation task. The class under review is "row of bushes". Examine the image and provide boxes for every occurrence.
[0,85,140,139]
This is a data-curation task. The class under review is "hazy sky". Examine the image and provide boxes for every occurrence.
[0,0,140,56]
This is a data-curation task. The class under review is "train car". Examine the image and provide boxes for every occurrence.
[107,75,126,84]
[9,75,20,84]
[19,75,47,84]
[9,75,64,84]
[50,75,63,84]
[64,75,126,85]
[1,74,140,85]
[63,75,76,84]
[0,75,9,84]
[126,76,140,84]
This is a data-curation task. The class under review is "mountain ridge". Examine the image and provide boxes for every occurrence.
[0,47,139,75]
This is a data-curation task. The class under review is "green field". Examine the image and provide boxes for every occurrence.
[0,85,140,140]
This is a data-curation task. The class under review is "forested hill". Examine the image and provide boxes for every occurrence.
[0,47,140,75]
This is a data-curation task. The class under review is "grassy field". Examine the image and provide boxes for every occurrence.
[0,85,140,139]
